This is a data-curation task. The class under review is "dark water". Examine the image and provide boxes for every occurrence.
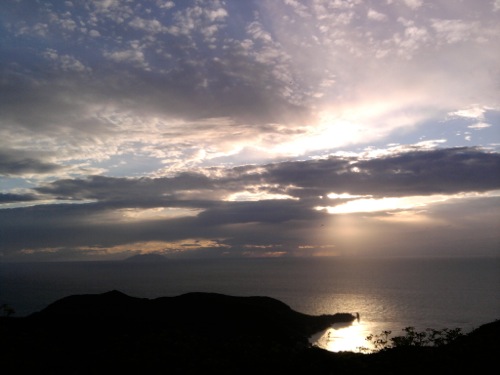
[1,257,499,352]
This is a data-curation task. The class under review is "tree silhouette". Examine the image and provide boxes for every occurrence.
[361,326,464,352]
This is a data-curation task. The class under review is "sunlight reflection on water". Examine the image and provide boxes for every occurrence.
[310,319,378,353]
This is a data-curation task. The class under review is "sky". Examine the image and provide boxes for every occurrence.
[0,0,499,261]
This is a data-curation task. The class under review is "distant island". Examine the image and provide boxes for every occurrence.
[1,291,498,374]
[123,253,168,262]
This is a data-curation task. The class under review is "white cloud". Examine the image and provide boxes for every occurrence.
[59,17,77,31]
[103,41,149,69]
[431,19,477,44]
[129,16,166,34]
[403,0,423,10]
[204,7,228,22]
[284,0,311,18]
[247,21,274,43]
[468,123,491,130]
[42,49,91,73]
[367,9,387,22]
[169,3,227,38]
[104,49,145,64]
[449,107,486,120]
[95,0,121,11]
[90,0,133,23]
[157,1,175,10]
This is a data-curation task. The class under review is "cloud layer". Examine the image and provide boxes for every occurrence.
[1,1,499,260]
[1,147,499,260]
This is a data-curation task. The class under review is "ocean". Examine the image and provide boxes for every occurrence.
[1,257,499,352]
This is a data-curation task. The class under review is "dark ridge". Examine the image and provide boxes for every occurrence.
[1,291,498,374]
[31,289,146,319]
[31,291,353,338]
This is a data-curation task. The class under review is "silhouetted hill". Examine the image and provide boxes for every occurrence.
[31,290,354,341]
[1,291,498,374]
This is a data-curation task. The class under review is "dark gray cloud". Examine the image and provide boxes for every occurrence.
[2,192,498,260]
[0,199,322,256]
[34,148,500,203]
[264,147,500,198]
[1,147,499,260]
[0,150,63,176]
[36,173,215,201]
[0,193,38,203]
[196,200,322,226]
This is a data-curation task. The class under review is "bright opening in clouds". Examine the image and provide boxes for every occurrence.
[1,0,499,261]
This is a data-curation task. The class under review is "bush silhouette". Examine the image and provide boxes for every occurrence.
[362,326,464,352]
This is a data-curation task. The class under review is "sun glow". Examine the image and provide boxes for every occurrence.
[317,191,500,216]
[327,192,371,199]
[118,207,203,220]
[225,189,298,202]
[317,195,452,214]
[271,118,362,155]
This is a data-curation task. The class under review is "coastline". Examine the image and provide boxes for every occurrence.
[1,291,498,374]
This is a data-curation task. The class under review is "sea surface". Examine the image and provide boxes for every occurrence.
[1,257,499,352]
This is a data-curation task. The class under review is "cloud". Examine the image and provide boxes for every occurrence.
[367,9,388,22]
[158,1,175,10]
[0,150,63,177]
[31,148,500,204]
[35,173,217,202]
[42,49,91,73]
[1,147,499,259]
[196,200,321,226]
[0,193,38,204]
[468,123,491,130]
[495,0,500,12]
[2,0,499,173]
[403,0,423,10]
[0,1,499,260]
[431,19,479,45]
[263,148,500,198]
[129,16,167,34]
[103,44,149,69]
[449,107,488,120]
[2,189,498,260]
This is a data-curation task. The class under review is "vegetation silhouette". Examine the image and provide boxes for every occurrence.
[360,326,464,352]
